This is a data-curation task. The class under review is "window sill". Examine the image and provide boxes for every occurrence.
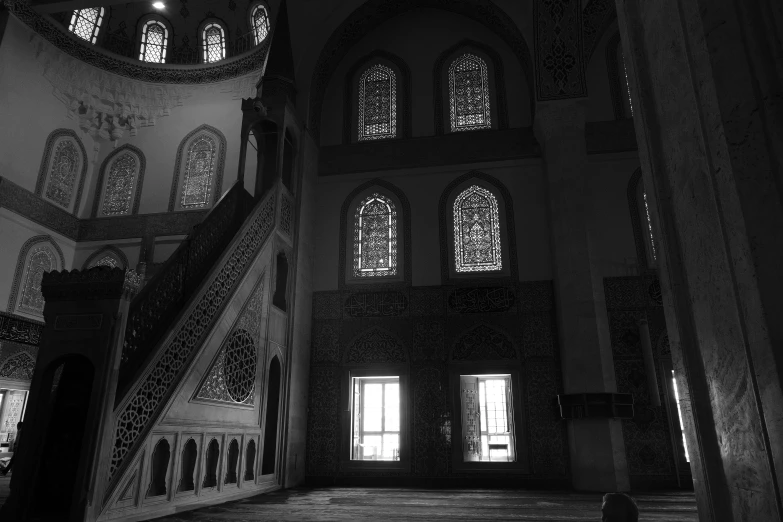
[341,459,409,472]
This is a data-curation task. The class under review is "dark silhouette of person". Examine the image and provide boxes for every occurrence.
[1,422,22,476]
[601,492,639,522]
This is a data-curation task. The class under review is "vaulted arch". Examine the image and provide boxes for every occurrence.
[308,0,534,142]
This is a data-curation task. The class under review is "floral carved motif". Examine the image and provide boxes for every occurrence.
[345,327,405,364]
[452,324,515,360]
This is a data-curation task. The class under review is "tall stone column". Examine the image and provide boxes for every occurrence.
[615,0,783,519]
[535,100,630,492]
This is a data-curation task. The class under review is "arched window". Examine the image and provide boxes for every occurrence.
[95,145,145,217]
[202,23,226,63]
[8,236,65,318]
[83,246,128,270]
[36,130,87,214]
[448,53,491,132]
[139,20,168,63]
[68,8,104,44]
[250,4,270,45]
[453,185,502,273]
[353,193,398,278]
[169,125,226,211]
[358,64,397,141]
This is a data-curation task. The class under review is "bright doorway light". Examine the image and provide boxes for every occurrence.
[152,2,165,8]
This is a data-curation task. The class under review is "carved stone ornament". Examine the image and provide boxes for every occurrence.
[452,324,516,360]
[0,312,43,346]
[26,34,258,144]
[345,327,406,364]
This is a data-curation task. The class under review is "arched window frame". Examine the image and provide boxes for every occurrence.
[35,129,89,215]
[606,32,633,120]
[200,20,228,63]
[68,7,104,44]
[343,51,411,144]
[8,236,66,319]
[434,41,507,136]
[356,64,397,141]
[628,168,658,272]
[138,17,171,64]
[92,144,146,218]
[249,2,271,45]
[439,172,517,284]
[82,246,129,270]
[168,125,227,212]
[339,179,411,288]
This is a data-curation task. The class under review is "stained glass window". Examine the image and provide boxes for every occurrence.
[181,135,217,208]
[353,193,397,278]
[102,152,137,216]
[453,185,502,272]
[45,140,80,210]
[203,23,226,63]
[251,5,270,45]
[449,53,491,132]
[358,64,397,141]
[623,57,634,117]
[643,190,656,261]
[69,7,104,44]
[140,21,168,63]
[19,246,56,315]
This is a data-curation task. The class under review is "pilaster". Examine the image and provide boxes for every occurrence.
[535,99,629,492]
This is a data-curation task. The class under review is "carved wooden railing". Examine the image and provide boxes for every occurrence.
[117,182,253,397]
[108,184,278,483]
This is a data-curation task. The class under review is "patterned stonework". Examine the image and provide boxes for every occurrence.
[345,327,406,364]
[534,0,587,100]
[194,275,265,406]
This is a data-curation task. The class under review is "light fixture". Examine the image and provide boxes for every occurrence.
[152,2,165,8]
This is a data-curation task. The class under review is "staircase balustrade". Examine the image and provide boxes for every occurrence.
[117,182,253,397]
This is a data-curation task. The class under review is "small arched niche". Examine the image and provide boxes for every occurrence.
[244,439,257,481]
[202,438,220,488]
[178,438,198,492]
[261,356,282,475]
[146,438,171,497]
[225,438,240,484]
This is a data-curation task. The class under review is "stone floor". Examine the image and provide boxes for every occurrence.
[153,487,698,521]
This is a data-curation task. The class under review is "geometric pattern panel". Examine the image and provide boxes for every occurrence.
[307,282,566,481]
[102,152,138,216]
[44,139,79,209]
[194,275,265,405]
[181,134,217,209]
[0,351,36,381]
[534,0,587,100]
[110,194,275,479]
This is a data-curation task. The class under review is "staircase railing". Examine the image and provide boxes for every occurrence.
[117,182,253,398]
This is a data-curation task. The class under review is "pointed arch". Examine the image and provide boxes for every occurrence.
[308,0,534,143]
[8,235,66,318]
[343,50,411,144]
[249,2,271,45]
[433,38,508,135]
[68,7,104,43]
[439,171,517,284]
[92,144,146,217]
[338,179,412,288]
[168,124,227,211]
[82,245,129,270]
[35,129,89,215]
[138,17,170,63]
